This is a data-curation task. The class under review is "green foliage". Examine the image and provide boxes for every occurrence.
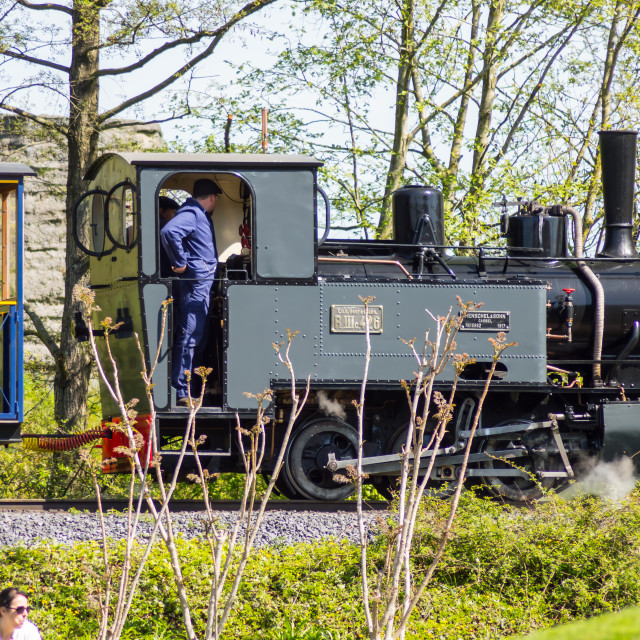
[401,488,640,636]
[184,0,640,249]
[5,490,640,639]
[267,620,337,639]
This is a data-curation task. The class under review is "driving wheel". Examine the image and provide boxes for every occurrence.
[284,419,358,500]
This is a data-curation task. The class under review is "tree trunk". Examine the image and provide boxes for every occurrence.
[54,0,101,428]
[443,0,481,209]
[377,0,415,239]
[462,0,504,243]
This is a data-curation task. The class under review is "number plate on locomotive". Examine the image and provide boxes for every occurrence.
[331,305,383,334]
[459,311,510,332]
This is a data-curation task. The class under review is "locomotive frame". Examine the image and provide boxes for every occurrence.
[71,131,640,502]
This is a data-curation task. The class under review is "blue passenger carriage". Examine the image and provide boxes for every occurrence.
[0,163,33,442]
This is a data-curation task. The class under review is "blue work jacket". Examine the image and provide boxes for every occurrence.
[160,197,218,278]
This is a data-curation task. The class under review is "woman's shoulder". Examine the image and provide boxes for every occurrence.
[13,620,42,640]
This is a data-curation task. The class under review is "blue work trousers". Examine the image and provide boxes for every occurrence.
[172,275,214,398]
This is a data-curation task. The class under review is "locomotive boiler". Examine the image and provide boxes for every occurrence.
[74,130,640,502]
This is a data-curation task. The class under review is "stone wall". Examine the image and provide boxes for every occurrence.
[0,116,165,356]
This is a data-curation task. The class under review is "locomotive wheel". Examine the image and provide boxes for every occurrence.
[269,472,304,500]
[284,419,358,501]
[261,473,293,499]
[481,422,565,502]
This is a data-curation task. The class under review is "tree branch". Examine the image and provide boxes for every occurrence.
[96,31,222,77]
[15,0,72,15]
[24,302,62,366]
[100,110,191,130]
[489,17,585,173]
[97,0,277,124]
[1,49,70,74]
[0,100,69,136]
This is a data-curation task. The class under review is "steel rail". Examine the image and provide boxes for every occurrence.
[0,499,389,513]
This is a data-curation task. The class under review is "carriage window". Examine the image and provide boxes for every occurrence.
[91,193,106,254]
[0,182,18,300]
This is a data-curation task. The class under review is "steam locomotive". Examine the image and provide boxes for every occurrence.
[71,130,640,502]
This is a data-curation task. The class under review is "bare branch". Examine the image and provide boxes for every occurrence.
[100,111,192,130]
[23,302,62,364]
[488,18,585,174]
[1,49,70,74]
[96,31,223,78]
[15,0,72,15]
[0,100,68,135]
[97,0,277,124]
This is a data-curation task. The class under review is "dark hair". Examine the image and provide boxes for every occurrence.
[192,179,222,199]
[158,196,179,211]
[0,588,27,610]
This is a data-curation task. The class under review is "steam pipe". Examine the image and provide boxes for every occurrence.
[318,256,414,279]
[562,205,605,384]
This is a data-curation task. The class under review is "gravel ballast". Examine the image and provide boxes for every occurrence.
[0,509,382,548]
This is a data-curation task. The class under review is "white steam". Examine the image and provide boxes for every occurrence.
[317,390,347,421]
[565,456,637,502]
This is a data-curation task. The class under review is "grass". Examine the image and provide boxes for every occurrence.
[520,607,640,639]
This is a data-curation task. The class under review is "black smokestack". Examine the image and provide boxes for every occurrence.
[599,130,638,258]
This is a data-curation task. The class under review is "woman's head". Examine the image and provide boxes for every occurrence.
[0,588,29,629]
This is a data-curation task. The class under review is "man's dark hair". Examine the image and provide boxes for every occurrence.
[158,196,179,211]
[192,178,222,199]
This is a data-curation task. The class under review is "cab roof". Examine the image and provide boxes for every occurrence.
[85,152,323,180]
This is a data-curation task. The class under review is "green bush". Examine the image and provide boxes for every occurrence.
[4,489,640,639]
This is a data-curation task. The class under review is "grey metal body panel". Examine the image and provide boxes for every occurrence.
[138,166,317,280]
[142,282,172,409]
[252,170,316,279]
[139,168,162,277]
[602,403,640,467]
[226,280,547,409]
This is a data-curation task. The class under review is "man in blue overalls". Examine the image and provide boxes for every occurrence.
[160,179,221,405]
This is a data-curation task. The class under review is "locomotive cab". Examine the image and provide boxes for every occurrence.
[77,152,322,415]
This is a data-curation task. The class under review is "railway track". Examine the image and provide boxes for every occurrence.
[0,499,389,513]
